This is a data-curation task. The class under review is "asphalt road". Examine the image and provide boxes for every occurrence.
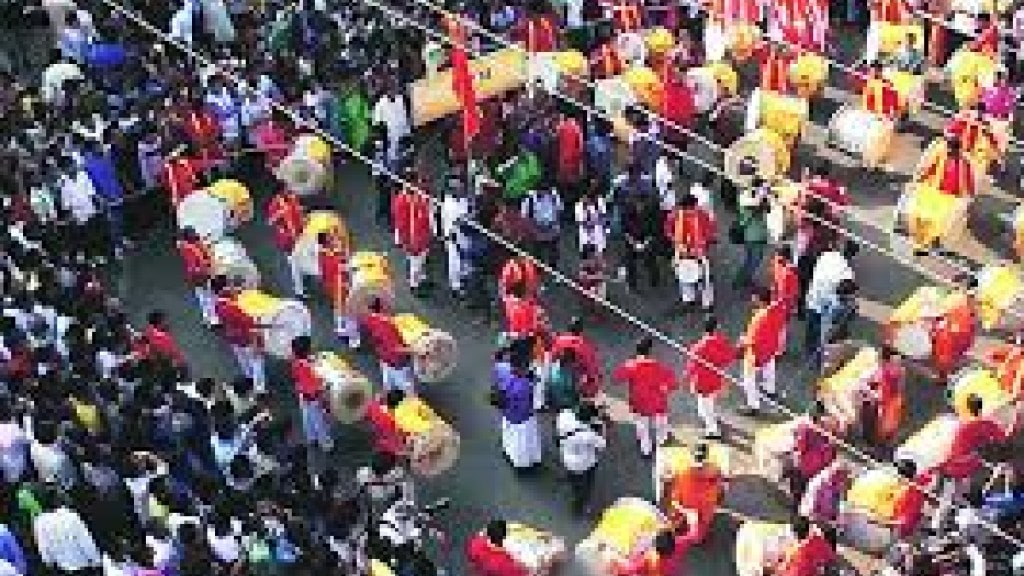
[112,41,1024,575]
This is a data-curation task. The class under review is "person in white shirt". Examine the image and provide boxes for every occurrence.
[574,189,609,255]
[556,402,606,513]
[371,87,410,161]
[169,2,195,45]
[33,492,102,573]
[440,182,469,296]
[804,240,856,361]
[58,158,103,262]
[655,155,676,213]
[0,400,29,484]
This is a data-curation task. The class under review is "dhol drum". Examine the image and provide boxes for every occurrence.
[883,69,924,114]
[391,396,460,477]
[947,50,998,109]
[950,367,1020,433]
[673,257,703,286]
[896,183,970,251]
[316,351,372,424]
[752,419,799,484]
[594,76,637,121]
[894,414,959,472]
[827,105,895,168]
[817,347,880,433]
[348,252,395,316]
[976,265,1024,331]
[501,524,567,576]
[276,134,332,195]
[211,238,260,289]
[233,290,312,359]
[392,313,458,383]
[653,444,730,502]
[291,211,351,278]
[789,53,828,98]
[176,189,229,241]
[885,286,948,360]
[576,498,666,575]
[207,179,253,224]
[622,66,663,110]
[842,469,901,552]
[734,521,795,576]
[369,559,394,576]
[865,22,925,64]
[746,88,808,145]
[687,67,720,114]
[725,128,790,188]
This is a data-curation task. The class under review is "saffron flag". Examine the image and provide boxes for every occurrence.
[445,16,481,141]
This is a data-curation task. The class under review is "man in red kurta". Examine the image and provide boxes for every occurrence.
[556,112,584,188]
[363,297,415,395]
[759,45,792,93]
[139,311,187,368]
[499,256,541,298]
[888,460,930,539]
[917,137,975,196]
[944,106,998,163]
[687,317,737,439]
[659,70,696,147]
[665,193,716,308]
[317,232,359,349]
[212,275,266,392]
[177,227,217,325]
[739,287,787,414]
[870,0,910,23]
[511,13,558,52]
[266,188,306,297]
[502,282,548,368]
[770,246,800,318]
[612,337,678,456]
[162,155,200,207]
[614,526,698,576]
[180,102,224,170]
[251,118,290,171]
[290,335,334,453]
[930,292,976,376]
[550,317,602,398]
[365,389,409,458]
[391,182,433,295]
[466,520,529,576]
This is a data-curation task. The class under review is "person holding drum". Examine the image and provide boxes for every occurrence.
[316,232,360,350]
[365,389,409,460]
[665,192,716,311]
[211,275,266,393]
[686,316,738,439]
[176,227,218,326]
[363,297,416,395]
[612,337,678,458]
[265,187,305,298]
[466,519,531,576]
[289,335,335,458]
[914,136,976,197]
[612,524,700,576]
[139,310,187,368]
[391,179,434,299]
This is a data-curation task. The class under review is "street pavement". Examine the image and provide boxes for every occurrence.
[112,38,1024,575]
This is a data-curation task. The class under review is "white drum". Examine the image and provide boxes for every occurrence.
[291,211,349,278]
[503,524,567,576]
[686,68,720,113]
[316,352,372,424]
[616,33,648,68]
[233,290,313,359]
[674,258,703,284]
[735,522,795,576]
[827,104,894,168]
[594,77,637,119]
[892,321,933,360]
[211,239,260,289]
[176,190,228,241]
[894,414,959,472]
[753,420,799,484]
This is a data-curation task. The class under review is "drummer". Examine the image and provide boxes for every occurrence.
[549,317,603,399]
[266,186,306,298]
[316,232,360,350]
[885,460,931,540]
[862,64,902,120]
[466,519,531,576]
[499,256,541,299]
[290,335,335,458]
[366,389,410,459]
[362,297,416,395]
[915,136,975,197]
[211,275,266,393]
[612,524,699,576]
[664,193,716,311]
[176,226,218,326]
[686,316,738,440]
[391,175,435,299]
[861,346,906,445]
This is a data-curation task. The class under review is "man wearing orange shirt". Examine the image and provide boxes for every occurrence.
[550,317,602,398]
[266,188,306,297]
[613,524,699,576]
[290,335,334,455]
[176,227,217,325]
[686,317,737,439]
[775,518,837,576]
[665,193,716,309]
[391,179,435,297]
[612,338,678,457]
[212,275,266,393]
[663,443,725,541]
[317,232,359,349]
[916,136,975,196]
[739,287,787,414]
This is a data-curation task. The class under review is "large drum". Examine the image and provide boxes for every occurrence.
[348,252,395,316]
[207,179,254,224]
[752,419,800,484]
[895,183,970,251]
[789,53,828,98]
[276,134,332,196]
[369,559,394,576]
[291,211,351,278]
[947,49,999,109]
[883,69,924,114]
[622,66,663,110]
[653,444,730,502]
[841,469,901,552]
[884,286,949,360]
[176,190,229,240]
[529,51,588,96]
[392,313,457,383]
[976,265,1024,331]
[894,414,958,472]
[500,524,567,576]
[950,367,1020,433]
[746,89,808,145]
[735,521,795,576]
[725,129,790,188]
[817,347,881,433]
[865,22,925,64]
[233,290,312,358]
[316,351,373,424]
[211,238,260,289]
[391,396,460,477]
[576,498,666,575]
[827,105,894,168]
[726,23,760,61]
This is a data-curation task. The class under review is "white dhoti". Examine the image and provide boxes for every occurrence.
[381,362,415,395]
[287,253,305,297]
[741,359,777,410]
[696,394,720,437]
[445,239,463,292]
[673,256,713,307]
[231,344,266,393]
[194,286,217,324]
[502,415,543,468]
[408,252,427,289]
[634,413,669,456]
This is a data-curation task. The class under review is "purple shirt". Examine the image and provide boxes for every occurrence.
[497,372,535,424]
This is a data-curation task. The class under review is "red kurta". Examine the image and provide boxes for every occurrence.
[466,534,529,576]
[777,532,836,576]
[770,256,800,315]
[918,152,975,196]
[590,43,624,79]
[499,258,541,298]
[362,312,410,368]
[759,48,792,93]
[612,356,678,416]
[291,356,323,401]
[862,78,901,117]
[502,295,544,337]
[365,400,406,457]
[930,299,975,374]
[665,207,716,257]
[215,295,260,347]
[944,113,997,157]
[660,79,697,135]
[550,333,602,397]
[512,16,558,52]
[177,239,213,286]
[687,332,737,396]
[251,119,291,169]
[665,465,724,540]
[391,190,433,255]
[182,109,225,168]
[744,302,787,367]
[556,117,585,184]
[162,157,200,205]
[266,190,305,252]
[141,325,187,366]
[317,245,349,310]
[940,417,1006,478]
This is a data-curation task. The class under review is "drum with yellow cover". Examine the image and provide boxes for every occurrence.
[735,521,795,576]
[789,53,828,98]
[369,559,394,576]
[391,396,460,477]
[842,469,901,551]
[233,290,312,358]
[576,497,666,575]
[687,63,739,113]
[644,27,675,61]
[348,252,395,316]
[828,105,894,169]
[725,128,790,188]
[1013,205,1024,262]
[867,22,925,62]
[947,50,998,108]
[896,183,969,251]
[726,23,759,61]
[883,69,924,114]
[818,347,881,433]
[653,444,730,501]
[316,351,372,424]
[207,179,254,224]
[276,134,333,196]
[950,367,1019,433]
[176,189,229,241]
[747,89,808,145]
[753,419,800,484]
[894,414,958,472]
[885,286,948,360]
[392,313,457,383]
[623,66,664,110]
[500,523,567,575]
[291,211,351,278]
[976,265,1024,331]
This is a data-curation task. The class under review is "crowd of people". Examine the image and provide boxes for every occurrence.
[1,0,1024,574]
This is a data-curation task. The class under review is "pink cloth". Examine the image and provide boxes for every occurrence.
[982,85,1017,119]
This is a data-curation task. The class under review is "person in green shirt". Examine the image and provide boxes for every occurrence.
[733,179,771,288]
[330,77,371,153]
[498,150,542,201]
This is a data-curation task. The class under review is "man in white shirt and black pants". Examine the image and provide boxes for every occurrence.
[556,402,606,514]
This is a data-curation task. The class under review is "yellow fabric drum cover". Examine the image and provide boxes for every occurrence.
[843,469,900,551]
[347,252,395,317]
[316,351,372,424]
[503,524,567,575]
[207,179,253,224]
[392,397,459,477]
[392,313,458,383]
[233,290,312,358]
[623,66,663,110]
[977,265,1023,330]
[291,211,350,278]
[901,183,968,250]
[726,128,789,187]
[894,414,958,471]
[789,53,828,98]
[950,368,1017,432]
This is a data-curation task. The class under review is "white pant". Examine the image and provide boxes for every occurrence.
[931,475,966,531]
[195,286,216,324]
[335,314,360,348]
[634,413,669,456]
[382,362,415,395]
[741,358,776,410]
[696,394,720,437]
[287,253,305,297]
[231,344,266,393]
[673,256,713,307]
[408,252,427,289]
[445,240,463,291]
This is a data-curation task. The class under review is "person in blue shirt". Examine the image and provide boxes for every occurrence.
[81,140,126,259]
[585,119,613,191]
[0,523,27,576]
